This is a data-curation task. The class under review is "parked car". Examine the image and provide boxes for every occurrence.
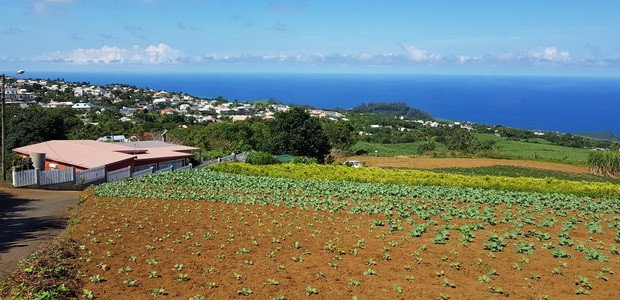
[343,160,363,168]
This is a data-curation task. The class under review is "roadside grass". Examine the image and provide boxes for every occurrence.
[429,165,620,184]
[0,238,81,300]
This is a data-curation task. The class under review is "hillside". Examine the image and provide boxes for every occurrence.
[350,102,433,120]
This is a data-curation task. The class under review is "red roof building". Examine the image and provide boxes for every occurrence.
[13,140,200,172]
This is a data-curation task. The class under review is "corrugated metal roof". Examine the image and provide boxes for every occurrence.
[13,140,199,169]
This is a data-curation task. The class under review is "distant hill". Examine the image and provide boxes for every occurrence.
[577,131,620,141]
[351,102,432,120]
[249,98,282,105]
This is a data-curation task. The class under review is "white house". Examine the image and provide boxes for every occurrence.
[72,102,96,109]
[97,135,128,143]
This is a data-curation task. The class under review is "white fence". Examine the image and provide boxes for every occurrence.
[12,153,247,188]
[196,152,248,169]
[106,166,131,182]
[12,169,38,187]
[175,163,193,171]
[132,167,153,179]
[76,166,106,184]
[154,166,173,174]
[40,168,74,186]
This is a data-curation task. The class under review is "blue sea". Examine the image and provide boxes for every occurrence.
[29,72,620,135]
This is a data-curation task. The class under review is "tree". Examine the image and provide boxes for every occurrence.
[5,106,82,150]
[322,121,357,150]
[266,107,331,161]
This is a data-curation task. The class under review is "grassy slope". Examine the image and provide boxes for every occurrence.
[351,134,590,165]
[490,139,590,165]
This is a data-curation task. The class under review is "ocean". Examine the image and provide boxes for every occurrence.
[28,72,620,135]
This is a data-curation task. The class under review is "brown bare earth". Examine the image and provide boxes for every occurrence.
[67,194,620,300]
[344,156,590,174]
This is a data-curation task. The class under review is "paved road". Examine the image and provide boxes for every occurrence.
[0,186,80,279]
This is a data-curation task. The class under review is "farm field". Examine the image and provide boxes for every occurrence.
[351,137,591,166]
[342,156,590,174]
[63,168,620,299]
[211,163,620,198]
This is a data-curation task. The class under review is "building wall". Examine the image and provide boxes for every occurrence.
[104,160,135,172]
[16,153,189,173]
[15,153,86,172]
[45,160,86,172]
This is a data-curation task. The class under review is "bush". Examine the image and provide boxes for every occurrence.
[200,150,230,161]
[417,141,436,154]
[246,152,280,165]
[589,151,620,178]
[290,156,318,164]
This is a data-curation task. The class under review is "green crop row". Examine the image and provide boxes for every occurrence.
[210,163,620,199]
[93,168,620,221]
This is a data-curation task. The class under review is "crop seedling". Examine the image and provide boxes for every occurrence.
[305,285,319,295]
[237,288,253,296]
[443,278,456,288]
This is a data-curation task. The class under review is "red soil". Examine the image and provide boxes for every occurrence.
[69,194,620,299]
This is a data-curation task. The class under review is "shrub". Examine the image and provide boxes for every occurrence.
[200,150,230,161]
[417,141,436,154]
[589,151,620,178]
[290,156,318,164]
[245,152,280,165]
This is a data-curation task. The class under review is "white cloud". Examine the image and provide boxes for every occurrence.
[358,53,374,61]
[28,43,619,71]
[72,46,127,63]
[143,43,182,63]
[494,46,572,64]
[39,43,182,64]
[401,45,440,62]
[530,47,570,62]
[32,0,79,17]
[32,2,58,16]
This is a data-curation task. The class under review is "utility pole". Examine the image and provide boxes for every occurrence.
[2,70,25,182]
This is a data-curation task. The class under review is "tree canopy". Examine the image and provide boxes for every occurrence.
[351,102,432,120]
[265,107,331,161]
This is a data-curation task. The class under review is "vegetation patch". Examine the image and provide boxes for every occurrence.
[1,239,81,300]
[66,168,620,299]
[589,151,620,178]
[211,163,620,199]
[431,165,620,184]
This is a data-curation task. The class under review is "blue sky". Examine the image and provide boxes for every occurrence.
[2,0,620,75]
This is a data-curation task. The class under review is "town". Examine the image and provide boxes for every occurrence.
[5,77,353,130]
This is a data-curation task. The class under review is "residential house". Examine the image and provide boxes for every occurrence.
[232,115,251,122]
[13,140,200,172]
[97,135,128,143]
[72,102,96,109]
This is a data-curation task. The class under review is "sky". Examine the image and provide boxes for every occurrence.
[2,0,620,75]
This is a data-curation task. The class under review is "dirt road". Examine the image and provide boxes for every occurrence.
[344,156,590,174]
[0,186,80,279]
